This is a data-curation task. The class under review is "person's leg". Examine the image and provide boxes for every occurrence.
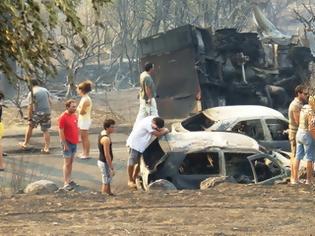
[104,184,112,195]
[304,134,314,184]
[133,164,140,181]
[294,139,304,183]
[80,129,90,157]
[40,116,51,152]
[289,138,296,183]
[306,161,313,184]
[63,157,73,185]
[21,125,33,147]
[293,159,301,183]
[63,143,75,186]
[150,98,159,117]
[127,149,141,187]
[135,98,148,124]
[128,165,135,184]
[43,130,50,152]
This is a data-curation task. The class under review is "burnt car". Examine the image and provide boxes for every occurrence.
[139,132,290,190]
[172,105,290,151]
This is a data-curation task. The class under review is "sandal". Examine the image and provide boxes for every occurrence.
[40,148,50,154]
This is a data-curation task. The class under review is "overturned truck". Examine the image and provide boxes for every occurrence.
[138,22,313,118]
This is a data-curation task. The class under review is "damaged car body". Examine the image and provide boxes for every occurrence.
[138,6,314,119]
[139,132,290,190]
[172,105,290,151]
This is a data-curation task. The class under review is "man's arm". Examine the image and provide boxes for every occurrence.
[58,116,68,151]
[144,83,153,104]
[151,128,169,138]
[292,110,300,125]
[27,93,33,119]
[59,128,69,151]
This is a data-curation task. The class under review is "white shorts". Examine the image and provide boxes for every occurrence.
[78,119,91,130]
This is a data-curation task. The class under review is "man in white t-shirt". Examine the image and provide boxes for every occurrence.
[126,116,169,188]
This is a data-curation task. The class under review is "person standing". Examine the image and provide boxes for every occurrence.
[293,101,313,184]
[304,95,315,184]
[19,79,52,153]
[77,80,93,159]
[288,84,308,184]
[0,91,6,171]
[58,99,79,191]
[126,116,169,188]
[135,62,158,123]
[97,119,116,195]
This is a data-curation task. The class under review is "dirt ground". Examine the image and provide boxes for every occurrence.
[1,184,315,235]
[1,89,315,235]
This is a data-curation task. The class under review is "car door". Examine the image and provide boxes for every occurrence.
[173,150,224,189]
[261,118,290,151]
[247,153,289,184]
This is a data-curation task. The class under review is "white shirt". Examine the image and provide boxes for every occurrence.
[127,116,156,152]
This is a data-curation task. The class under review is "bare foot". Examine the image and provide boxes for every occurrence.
[128,181,137,189]
[18,142,28,149]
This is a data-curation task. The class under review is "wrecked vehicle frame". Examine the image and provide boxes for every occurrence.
[139,132,290,190]
[172,105,290,152]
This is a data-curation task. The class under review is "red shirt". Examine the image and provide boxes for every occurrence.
[58,112,79,144]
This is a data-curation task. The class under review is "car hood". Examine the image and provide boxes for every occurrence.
[161,131,259,153]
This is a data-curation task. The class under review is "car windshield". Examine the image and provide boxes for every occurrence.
[181,112,214,131]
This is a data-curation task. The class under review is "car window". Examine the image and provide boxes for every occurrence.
[179,152,220,175]
[265,119,288,141]
[181,113,214,131]
[249,157,282,182]
[225,152,254,183]
[231,119,264,140]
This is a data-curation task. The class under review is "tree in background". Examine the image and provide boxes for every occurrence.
[0,0,111,84]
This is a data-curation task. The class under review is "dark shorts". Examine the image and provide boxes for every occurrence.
[128,148,142,166]
[29,112,51,132]
[63,141,77,158]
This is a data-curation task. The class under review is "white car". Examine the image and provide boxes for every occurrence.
[172,105,290,151]
[139,132,290,190]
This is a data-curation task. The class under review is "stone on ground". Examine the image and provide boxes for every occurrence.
[24,180,58,194]
[148,179,177,191]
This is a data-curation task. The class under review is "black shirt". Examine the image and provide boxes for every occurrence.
[98,133,113,163]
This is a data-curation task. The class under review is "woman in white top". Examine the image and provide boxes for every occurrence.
[77,80,93,159]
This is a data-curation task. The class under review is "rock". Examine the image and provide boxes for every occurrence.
[24,180,58,195]
[148,179,177,191]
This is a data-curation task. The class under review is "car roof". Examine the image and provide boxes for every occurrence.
[202,105,286,121]
[162,131,260,153]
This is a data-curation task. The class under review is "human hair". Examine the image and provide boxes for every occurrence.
[0,91,4,100]
[30,79,39,87]
[65,99,76,108]
[144,62,154,72]
[153,117,164,128]
[103,119,115,129]
[78,80,92,94]
[295,84,306,96]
